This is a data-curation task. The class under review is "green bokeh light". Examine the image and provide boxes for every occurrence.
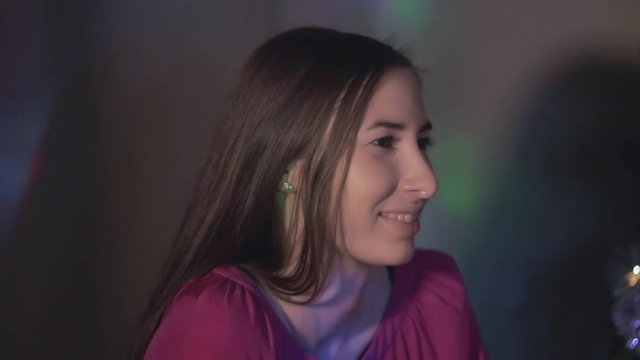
[431,134,483,217]
[391,0,433,27]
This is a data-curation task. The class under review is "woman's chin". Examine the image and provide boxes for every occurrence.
[351,244,416,267]
[385,245,416,266]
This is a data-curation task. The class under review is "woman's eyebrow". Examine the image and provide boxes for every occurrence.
[366,120,433,132]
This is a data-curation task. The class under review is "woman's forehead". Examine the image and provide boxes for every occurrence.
[360,68,426,130]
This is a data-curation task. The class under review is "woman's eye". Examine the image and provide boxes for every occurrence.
[372,136,395,149]
[418,137,434,151]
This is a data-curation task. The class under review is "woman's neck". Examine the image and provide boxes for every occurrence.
[274,256,391,359]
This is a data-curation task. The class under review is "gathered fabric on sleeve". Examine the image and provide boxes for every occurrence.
[143,266,308,360]
[362,249,488,360]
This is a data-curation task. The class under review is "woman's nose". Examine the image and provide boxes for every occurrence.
[400,156,438,199]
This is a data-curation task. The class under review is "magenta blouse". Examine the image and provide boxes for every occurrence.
[144,249,488,359]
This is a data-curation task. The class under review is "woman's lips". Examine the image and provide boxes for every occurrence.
[379,212,419,223]
[379,212,421,236]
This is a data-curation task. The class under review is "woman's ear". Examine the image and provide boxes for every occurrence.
[283,160,304,192]
[276,160,304,210]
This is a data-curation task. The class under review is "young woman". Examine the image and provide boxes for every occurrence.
[135,27,486,360]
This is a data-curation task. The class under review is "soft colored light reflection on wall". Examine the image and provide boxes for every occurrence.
[431,134,483,217]
[370,0,435,33]
[392,0,432,26]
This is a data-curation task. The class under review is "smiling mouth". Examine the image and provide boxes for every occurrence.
[379,212,419,223]
[378,212,421,236]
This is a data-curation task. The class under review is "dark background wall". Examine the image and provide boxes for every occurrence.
[1,1,639,359]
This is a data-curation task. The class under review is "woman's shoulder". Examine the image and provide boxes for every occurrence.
[162,265,266,323]
[144,266,276,359]
[410,248,460,270]
[381,249,488,359]
[169,265,263,308]
[398,248,471,313]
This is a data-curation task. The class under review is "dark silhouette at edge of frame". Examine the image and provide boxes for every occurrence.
[472,55,640,359]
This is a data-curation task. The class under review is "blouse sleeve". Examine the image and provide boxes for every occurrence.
[143,274,273,360]
[411,250,489,360]
[463,289,489,360]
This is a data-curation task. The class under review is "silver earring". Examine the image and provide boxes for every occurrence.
[281,181,295,193]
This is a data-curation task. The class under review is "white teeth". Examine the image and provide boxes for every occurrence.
[381,212,418,223]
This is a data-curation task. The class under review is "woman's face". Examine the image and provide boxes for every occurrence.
[338,67,438,266]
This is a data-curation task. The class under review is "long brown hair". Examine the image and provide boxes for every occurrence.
[132,27,413,358]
